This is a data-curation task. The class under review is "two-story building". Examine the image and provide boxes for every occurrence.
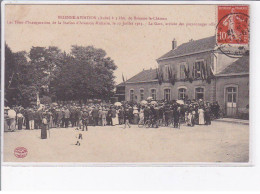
[120,36,249,118]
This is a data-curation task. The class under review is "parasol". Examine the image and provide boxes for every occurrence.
[147,97,153,100]
[176,100,184,105]
[114,102,122,106]
[140,100,148,105]
[150,101,158,105]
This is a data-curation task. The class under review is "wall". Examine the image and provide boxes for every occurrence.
[216,75,249,113]
[125,79,215,102]
[125,81,160,102]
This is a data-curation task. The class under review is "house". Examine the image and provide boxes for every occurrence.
[121,36,249,118]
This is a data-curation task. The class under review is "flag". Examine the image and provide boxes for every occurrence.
[192,63,195,79]
[206,65,215,84]
[169,67,176,86]
[156,68,163,85]
[184,66,189,80]
[122,73,125,83]
[168,66,172,81]
[187,65,193,83]
[160,68,164,83]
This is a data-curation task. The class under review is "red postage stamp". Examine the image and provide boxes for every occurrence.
[217,5,249,45]
[14,147,28,158]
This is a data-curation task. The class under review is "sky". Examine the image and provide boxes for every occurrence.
[5,4,216,84]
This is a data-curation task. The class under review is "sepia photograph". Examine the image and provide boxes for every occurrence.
[2,3,250,164]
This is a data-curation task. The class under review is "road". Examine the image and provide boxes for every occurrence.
[3,121,249,163]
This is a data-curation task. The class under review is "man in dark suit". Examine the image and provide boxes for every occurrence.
[91,106,99,126]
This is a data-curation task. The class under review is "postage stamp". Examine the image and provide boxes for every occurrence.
[217,5,249,45]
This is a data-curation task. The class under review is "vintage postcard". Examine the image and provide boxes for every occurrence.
[1,2,250,165]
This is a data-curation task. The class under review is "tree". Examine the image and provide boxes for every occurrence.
[5,44,117,106]
[52,45,117,102]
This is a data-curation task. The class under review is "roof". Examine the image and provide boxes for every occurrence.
[116,82,125,87]
[157,36,216,61]
[125,69,158,83]
[217,55,249,75]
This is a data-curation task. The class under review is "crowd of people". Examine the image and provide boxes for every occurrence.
[4,99,221,138]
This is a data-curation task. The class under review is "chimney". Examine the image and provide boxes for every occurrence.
[172,38,177,50]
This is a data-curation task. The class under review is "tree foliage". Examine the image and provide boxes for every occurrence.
[5,44,117,107]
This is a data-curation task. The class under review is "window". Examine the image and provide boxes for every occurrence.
[179,63,186,79]
[195,87,204,100]
[164,89,171,101]
[178,88,186,100]
[130,90,134,101]
[140,89,144,101]
[151,89,157,100]
[194,60,204,79]
[227,87,237,103]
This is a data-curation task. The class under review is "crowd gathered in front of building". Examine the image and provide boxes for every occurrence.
[4,98,222,137]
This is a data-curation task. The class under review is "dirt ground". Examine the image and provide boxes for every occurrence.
[3,121,249,163]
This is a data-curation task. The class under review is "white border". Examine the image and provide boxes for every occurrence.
[1,1,253,168]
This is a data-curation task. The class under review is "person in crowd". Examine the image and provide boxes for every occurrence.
[70,107,76,127]
[164,105,171,126]
[61,108,66,128]
[133,106,139,124]
[64,107,71,128]
[98,107,103,126]
[24,108,30,129]
[139,107,144,125]
[115,107,120,125]
[16,111,24,130]
[101,107,107,126]
[41,113,48,139]
[187,110,194,127]
[28,108,35,130]
[77,108,83,129]
[150,105,159,128]
[7,107,17,131]
[198,106,205,125]
[56,108,63,128]
[144,105,150,123]
[4,107,10,131]
[118,107,124,125]
[173,106,181,128]
[204,106,211,125]
[123,107,131,129]
[128,106,134,124]
[35,110,43,129]
[107,107,113,126]
[91,106,99,126]
[81,109,89,131]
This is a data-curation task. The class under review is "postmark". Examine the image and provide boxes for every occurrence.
[14,147,28,158]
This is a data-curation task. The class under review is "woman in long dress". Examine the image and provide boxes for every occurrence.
[111,106,117,126]
[198,107,205,125]
[139,108,144,125]
[114,108,119,125]
[41,115,48,139]
[133,106,139,124]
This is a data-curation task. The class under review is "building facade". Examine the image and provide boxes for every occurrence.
[120,36,249,118]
